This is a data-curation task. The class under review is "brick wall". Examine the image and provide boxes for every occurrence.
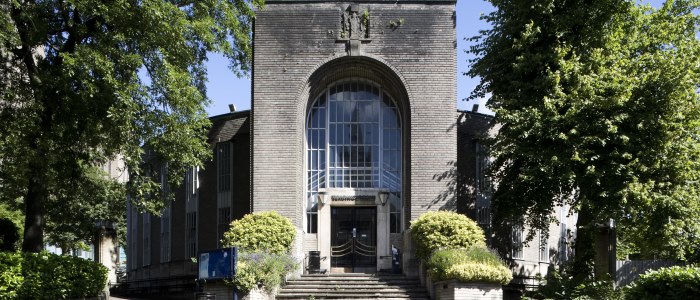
[252,0,457,229]
[127,112,251,290]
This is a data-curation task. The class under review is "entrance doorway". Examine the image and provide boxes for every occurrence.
[330,207,377,273]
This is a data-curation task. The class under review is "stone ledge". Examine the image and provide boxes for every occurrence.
[433,280,503,300]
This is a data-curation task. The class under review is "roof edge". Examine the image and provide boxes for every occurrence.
[457,109,494,119]
[209,109,251,120]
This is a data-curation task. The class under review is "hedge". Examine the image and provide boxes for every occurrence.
[426,248,512,285]
[625,265,700,300]
[410,211,486,259]
[0,251,107,300]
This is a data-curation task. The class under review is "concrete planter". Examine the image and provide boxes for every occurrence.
[241,288,273,300]
[201,282,275,300]
[433,280,503,300]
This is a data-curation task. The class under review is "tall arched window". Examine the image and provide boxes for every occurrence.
[306,80,402,233]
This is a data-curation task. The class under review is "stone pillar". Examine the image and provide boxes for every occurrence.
[94,225,118,295]
[317,197,332,272]
[376,198,391,271]
[403,229,419,278]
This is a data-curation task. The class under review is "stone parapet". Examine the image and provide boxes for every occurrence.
[433,280,503,300]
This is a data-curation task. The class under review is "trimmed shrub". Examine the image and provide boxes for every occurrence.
[410,211,486,259]
[0,251,107,299]
[222,212,298,294]
[223,211,296,254]
[625,265,700,300]
[426,248,512,285]
[231,252,298,294]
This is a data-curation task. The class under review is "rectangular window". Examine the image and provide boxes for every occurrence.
[217,143,232,247]
[476,142,491,193]
[306,100,326,234]
[389,192,401,233]
[477,206,491,243]
[218,143,231,192]
[539,230,549,262]
[383,104,402,233]
[160,162,169,194]
[185,167,199,258]
[306,193,318,233]
[512,226,523,259]
[559,205,569,262]
[143,213,151,266]
[217,207,231,247]
[161,204,171,263]
[328,89,381,189]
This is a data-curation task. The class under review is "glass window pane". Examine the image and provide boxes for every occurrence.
[319,130,325,147]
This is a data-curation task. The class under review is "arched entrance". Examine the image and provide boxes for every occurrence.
[305,79,404,273]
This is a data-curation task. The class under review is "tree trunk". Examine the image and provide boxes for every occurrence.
[12,0,51,254]
[571,199,596,285]
[22,165,47,253]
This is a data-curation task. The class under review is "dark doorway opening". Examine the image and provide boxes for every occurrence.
[330,207,377,272]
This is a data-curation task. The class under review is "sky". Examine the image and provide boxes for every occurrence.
[203,0,496,117]
[202,0,670,117]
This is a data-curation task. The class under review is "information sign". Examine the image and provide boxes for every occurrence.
[198,247,237,280]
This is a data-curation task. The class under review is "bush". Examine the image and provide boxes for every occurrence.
[0,252,23,300]
[624,265,700,300]
[526,269,623,300]
[410,211,486,259]
[0,251,107,300]
[426,248,512,285]
[230,252,298,294]
[223,211,296,254]
[0,218,20,252]
[222,212,298,294]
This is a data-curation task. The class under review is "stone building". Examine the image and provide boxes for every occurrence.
[125,0,576,297]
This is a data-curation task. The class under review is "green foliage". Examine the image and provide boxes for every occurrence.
[223,211,296,254]
[44,164,127,252]
[0,205,23,252]
[527,269,623,300]
[229,252,298,294]
[221,212,298,294]
[1,0,263,251]
[410,211,486,259]
[0,218,19,252]
[0,251,107,299]
[426,248,512,285]
[0,252,23,300]
[469,0,700,277]
[624,266,700,300]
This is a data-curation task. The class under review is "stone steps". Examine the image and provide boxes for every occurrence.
[276,273,430,299]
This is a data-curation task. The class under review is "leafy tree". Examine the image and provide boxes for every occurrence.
[468,0,700,283]
[0,0,262,252]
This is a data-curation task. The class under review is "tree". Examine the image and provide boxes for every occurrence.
[468,0,700,282]
[0,0,262,253]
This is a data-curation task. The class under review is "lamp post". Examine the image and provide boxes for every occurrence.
[378,191,389,206]
[317,191,327,205]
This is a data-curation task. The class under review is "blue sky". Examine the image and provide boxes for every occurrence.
[203,0,669,117]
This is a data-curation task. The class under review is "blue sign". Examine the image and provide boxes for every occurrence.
[198,247,237,280]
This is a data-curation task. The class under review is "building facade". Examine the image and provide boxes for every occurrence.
[125,0,576,296]
[251,0,456,275]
